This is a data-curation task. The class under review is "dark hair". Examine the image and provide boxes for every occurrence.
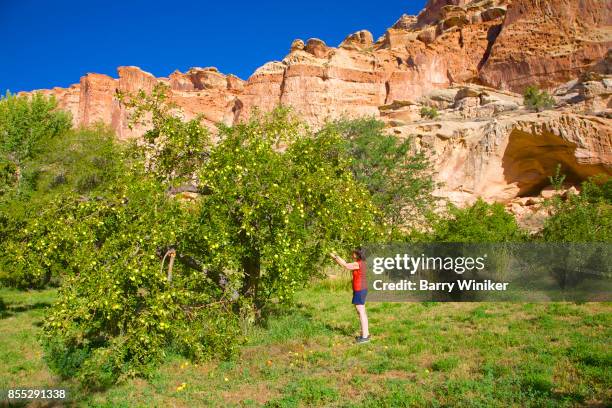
[352,247,365,260]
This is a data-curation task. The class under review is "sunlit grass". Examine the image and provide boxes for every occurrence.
[0,284,610,407]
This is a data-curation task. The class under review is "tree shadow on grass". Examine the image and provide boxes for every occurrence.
[0,301,52,320]
[258,300,354,337]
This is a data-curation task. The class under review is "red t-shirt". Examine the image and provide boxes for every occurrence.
[352,260,367,291]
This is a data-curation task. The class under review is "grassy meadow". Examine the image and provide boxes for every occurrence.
[1,272,610,408]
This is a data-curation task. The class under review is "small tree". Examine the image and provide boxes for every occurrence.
[548,163,567,191]
[0,92,71,189]
[40,100,383,386]
[523,85,555,112]
[323,118,437,228]
[40,179,242,388]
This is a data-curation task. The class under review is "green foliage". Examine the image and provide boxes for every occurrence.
[432,356,460,372]
[40,179,243,388]
[117,83,210,184]
[523,85,555,112]
[420,106,439,119]
[35,95,381,386]
[431,199,527,242]
[323,117,436,227]
[0,127,128,288]
[0,92,72,163]
[192,108,382,308]
[34,125,123,195]
[541,177,611,242]
[0,92,71,193]
[549,163,566,191]
[0,155,18,196]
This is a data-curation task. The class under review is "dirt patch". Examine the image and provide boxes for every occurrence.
[221,382,278,405]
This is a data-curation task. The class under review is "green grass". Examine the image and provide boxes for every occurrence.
[1,284,611,407]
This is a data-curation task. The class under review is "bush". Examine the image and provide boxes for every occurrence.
[420,106,439,119]
[548,163,566,191]
[540,177,611,242]
[431,199,527,242]
[523,85,555,112]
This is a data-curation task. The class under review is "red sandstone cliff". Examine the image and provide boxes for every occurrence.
[21,0,612,214]
[28,0,611,137]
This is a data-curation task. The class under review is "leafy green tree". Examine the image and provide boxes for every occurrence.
[192,109,382,309]
[41,179,242,388]
[0,92,71,189]
[39,90,382,385]
[431,199,527,242]
[323,118,436,228]
[537,177,611,290]
[523,85,555,112]
[0,125,128,288]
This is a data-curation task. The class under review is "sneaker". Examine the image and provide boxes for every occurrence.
[355,336,371,344]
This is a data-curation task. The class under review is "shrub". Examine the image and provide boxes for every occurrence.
[523,85,555,112]
[431,199,527,242]
[420,106,439,119]
[540,177,611,242]
[548,163,566,191]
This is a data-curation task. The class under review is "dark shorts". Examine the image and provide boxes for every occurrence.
[352,289,368,305]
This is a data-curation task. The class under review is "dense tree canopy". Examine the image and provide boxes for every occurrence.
[1,85,383,386]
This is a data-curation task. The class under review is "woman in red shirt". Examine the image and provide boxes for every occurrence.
[330,248,370,343]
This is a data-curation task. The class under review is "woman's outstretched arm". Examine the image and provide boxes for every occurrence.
[329,252,359,270]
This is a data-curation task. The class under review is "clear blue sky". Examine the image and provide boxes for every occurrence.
[0,0,426,93]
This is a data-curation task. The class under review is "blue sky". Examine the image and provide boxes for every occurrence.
[0,0,426,93]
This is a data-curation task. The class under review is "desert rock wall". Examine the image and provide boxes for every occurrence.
[21,0,612,207]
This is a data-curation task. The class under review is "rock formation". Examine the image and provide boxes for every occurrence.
[21,0,612,216]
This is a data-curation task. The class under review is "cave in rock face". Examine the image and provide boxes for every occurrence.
[501,128,609,197]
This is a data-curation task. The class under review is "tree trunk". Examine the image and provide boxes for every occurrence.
[241,253,261,303]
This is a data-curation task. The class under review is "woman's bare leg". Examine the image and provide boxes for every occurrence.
[355,304,369,338]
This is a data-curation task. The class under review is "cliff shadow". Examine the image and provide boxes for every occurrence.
[501,128,609,196]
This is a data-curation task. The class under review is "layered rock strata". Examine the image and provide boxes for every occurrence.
[21,0,611,210]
